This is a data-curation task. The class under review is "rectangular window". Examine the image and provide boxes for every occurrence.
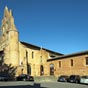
[86,57,88,65]
[71,59,73,66]
[59,61,61,68]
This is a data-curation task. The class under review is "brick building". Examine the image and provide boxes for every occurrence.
[47,51,88,76]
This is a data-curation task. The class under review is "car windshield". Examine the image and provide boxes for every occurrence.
[60,75,67,77]
[0,74,10,77]
[81,76,88,78]
[20,74,27,77]
[70,76,75,79]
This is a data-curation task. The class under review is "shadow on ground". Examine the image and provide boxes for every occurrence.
[0,83,47,88]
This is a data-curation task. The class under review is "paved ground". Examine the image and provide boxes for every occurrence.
[0,81,87,88]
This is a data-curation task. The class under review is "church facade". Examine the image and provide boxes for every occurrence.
[0,7,88,77]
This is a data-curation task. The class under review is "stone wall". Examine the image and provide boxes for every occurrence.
[18,42,49,76]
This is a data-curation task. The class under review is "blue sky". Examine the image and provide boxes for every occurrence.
[0,0,88,54]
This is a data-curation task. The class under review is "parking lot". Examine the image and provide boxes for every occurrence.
[0,81,87,88]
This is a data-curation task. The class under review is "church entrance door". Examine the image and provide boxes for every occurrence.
[50,64,54,76]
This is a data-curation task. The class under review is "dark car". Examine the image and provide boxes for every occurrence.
[68,75,80,83]
[0,74,12,81]
[16,74,34,81]
[57,75,69,82]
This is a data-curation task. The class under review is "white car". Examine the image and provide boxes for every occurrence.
[80,76,88,84]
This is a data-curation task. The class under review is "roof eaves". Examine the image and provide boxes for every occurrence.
[47,50,88,61]
[20,41,63,55]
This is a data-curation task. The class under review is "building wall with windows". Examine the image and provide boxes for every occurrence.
[18,42,50,76]
[0,7,88,77]
[0,7,63,76]
[47,52,88,77]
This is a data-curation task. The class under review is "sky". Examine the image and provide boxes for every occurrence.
[0,0,88,54]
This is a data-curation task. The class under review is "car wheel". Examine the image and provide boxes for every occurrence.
[76,80,78,83]
[15,78,17,81]
[23,78,26,81]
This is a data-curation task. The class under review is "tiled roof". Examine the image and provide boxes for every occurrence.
[20,41,63,55]
[47,50,88,61]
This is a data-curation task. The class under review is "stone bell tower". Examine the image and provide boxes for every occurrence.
[0,6,19,66]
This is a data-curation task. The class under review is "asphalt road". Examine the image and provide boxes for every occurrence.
[0,81,87,88]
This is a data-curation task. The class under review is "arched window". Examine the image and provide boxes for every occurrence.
[40,65,44,76]
[26,51,28,58]
[50,64,54,76]
[32,52,34,59]
[27,64,31,75]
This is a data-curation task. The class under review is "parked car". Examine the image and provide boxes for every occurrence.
[57,75,69,82]
[80,76,88,84]
[68,75,80,83]
[0,74,11,81]
[16,74,34,81]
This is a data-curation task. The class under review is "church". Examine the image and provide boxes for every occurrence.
[0,7,88,77]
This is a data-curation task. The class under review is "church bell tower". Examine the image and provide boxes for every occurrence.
[0,6,19,66]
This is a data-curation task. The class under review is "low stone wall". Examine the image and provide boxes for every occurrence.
[34,76,58,82]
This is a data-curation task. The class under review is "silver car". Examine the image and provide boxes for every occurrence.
[80,76,88,84]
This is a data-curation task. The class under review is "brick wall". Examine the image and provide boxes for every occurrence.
[47,54,88,77]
